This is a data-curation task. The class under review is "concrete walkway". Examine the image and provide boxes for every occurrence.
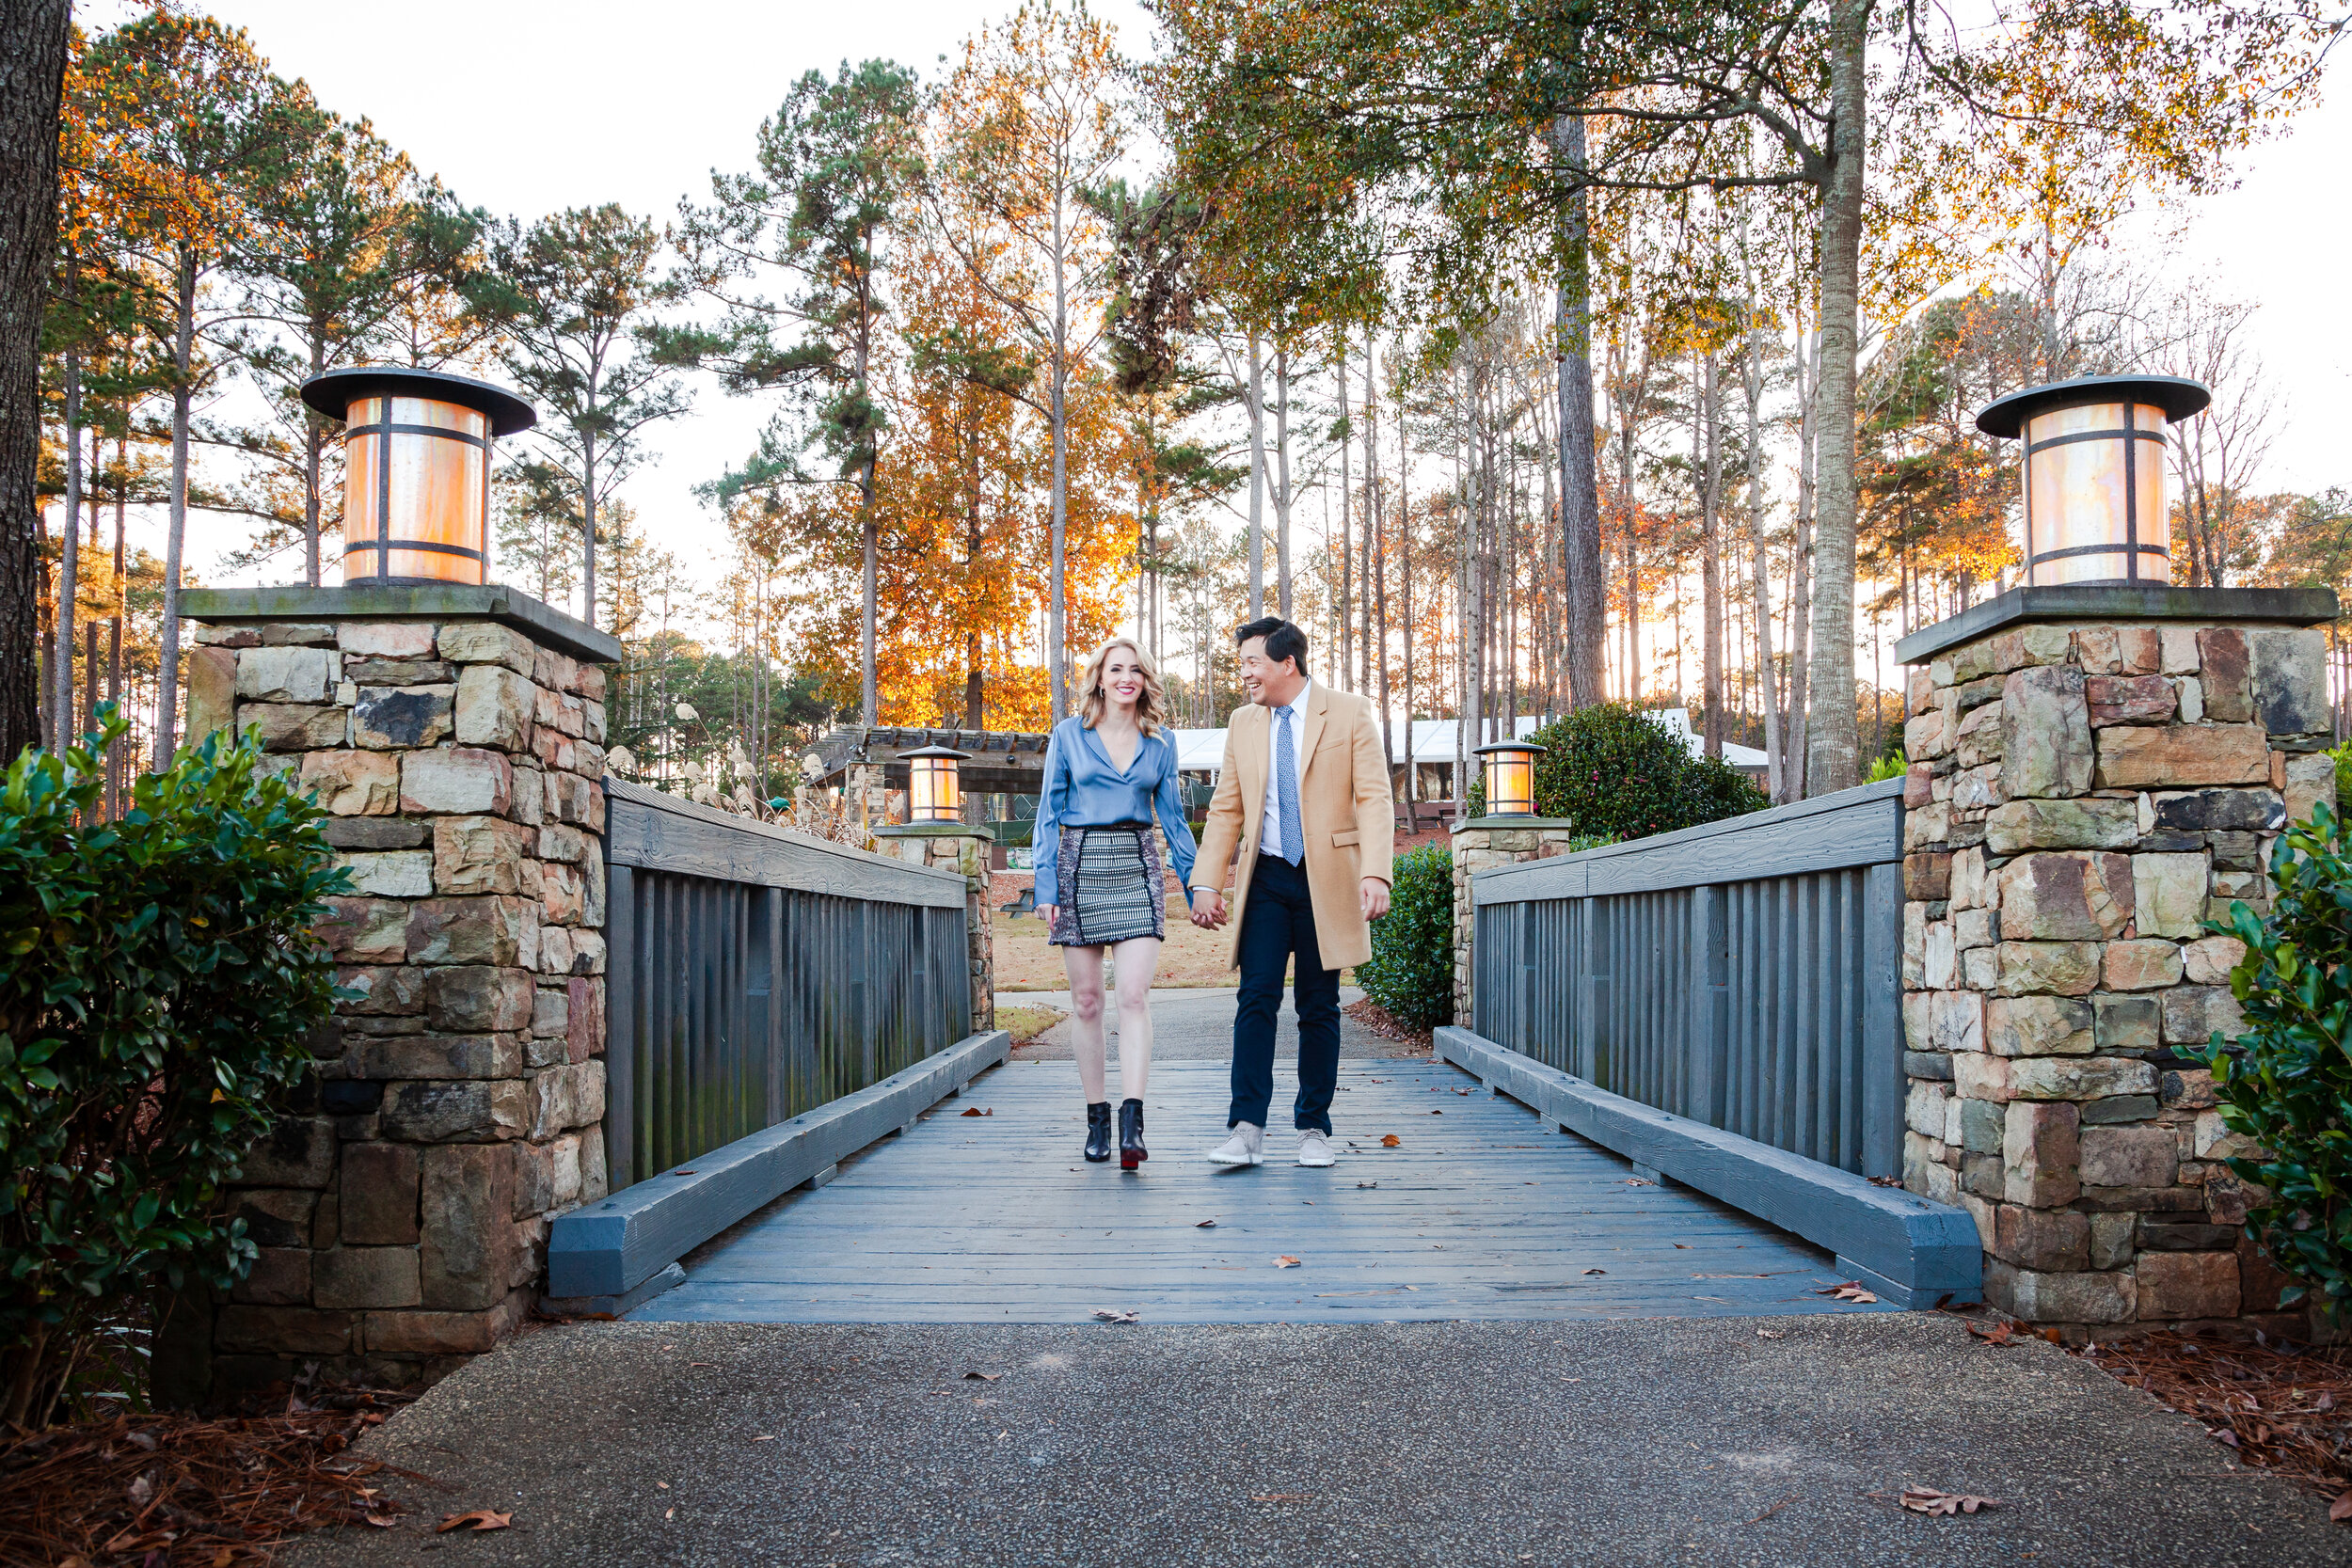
[287,1313,2340,1565]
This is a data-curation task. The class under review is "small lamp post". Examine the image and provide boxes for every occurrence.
[1472,739,1544,818]
[902,745,970,824]
[1975,374,2210,587]
[302,366,537,586]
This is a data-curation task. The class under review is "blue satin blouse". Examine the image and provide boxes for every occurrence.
[1030,716,1199,905]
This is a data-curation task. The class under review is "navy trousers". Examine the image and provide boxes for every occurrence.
[1229,853,1343,1134]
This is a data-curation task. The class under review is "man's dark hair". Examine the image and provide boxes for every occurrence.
[1235,616,1308,673]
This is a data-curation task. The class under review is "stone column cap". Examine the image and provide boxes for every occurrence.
[1896,584,2338,667]
[1451,816,1581,832]
[180,584,621,666]
[874,823,997,843]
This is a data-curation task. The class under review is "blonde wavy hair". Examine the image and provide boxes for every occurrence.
[1077,638,1169,736]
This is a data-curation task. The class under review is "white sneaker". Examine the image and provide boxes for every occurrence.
[1206,1123,1264,1165]
[1296,1129,1336,1167]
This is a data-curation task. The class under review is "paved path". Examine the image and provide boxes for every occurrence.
[634,1057,1883,1325]
[287,1314,2341,1566]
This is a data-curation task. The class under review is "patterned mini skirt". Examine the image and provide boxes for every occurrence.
[1047,824,1167,947]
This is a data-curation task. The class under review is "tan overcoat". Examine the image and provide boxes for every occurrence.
[1189,682,1395,973]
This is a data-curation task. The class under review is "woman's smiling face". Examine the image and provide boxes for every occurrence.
[1102,651,1145,708]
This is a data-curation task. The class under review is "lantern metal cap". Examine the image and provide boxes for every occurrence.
[1975,374,2210,440]
[899,744,972,761]
[301,365,539,436]
[1471,739,1546,755]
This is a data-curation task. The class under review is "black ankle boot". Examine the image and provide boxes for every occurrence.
[1119,1098,1148,1169]
[1084,1101,1113,1163]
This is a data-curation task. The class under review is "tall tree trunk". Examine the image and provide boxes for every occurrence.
[1360,340,1377,693]
[1697,349,1724,759]
[1743,280,1782,800]
[153,257,199,771]
[304,332,325,586]
[1246,330,1264,620]
[1274,344,1293,618]
[1550,112,1606,709]
[1047,198,1071,722]
[108,431,123,813]
[1338,350,1353,688]
[581,418,601,629]
[1784,317,1819,801]
[1804,0,1870,797]
[1396,377,1413,809]
[0,0,66,758]
[56,341,79,740]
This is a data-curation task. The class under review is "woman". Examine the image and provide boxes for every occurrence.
[1032,638,1198,1169]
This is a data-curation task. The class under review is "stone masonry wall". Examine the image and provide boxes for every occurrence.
[173,612,611,1393]
[875,827,995,1035]
[1450,820,1584,1032]
[1899,617,2337,1336]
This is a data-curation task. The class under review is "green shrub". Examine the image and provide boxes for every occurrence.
[1526,703,1767,842]
[1866,748,1909,784]
[0,714,347,1424]
[2195,799,2352,1323]
[1356,844,1454,1030]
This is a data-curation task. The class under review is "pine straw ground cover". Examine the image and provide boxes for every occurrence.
[2071,1330,2352,1522]
[0,1387,428,1565]
[1343,996,1432,1052]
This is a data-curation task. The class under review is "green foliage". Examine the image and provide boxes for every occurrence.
[2334,741,2351,809]
[0,713,347,1424]
[1866,749,1910,784]
[1526,704,1768,842]
[2196,800,2352,1322]
[1355,845,1454,1030]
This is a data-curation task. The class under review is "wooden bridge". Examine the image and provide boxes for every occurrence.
[548,778,1977,1326]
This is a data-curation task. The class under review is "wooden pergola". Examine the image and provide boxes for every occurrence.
[809,725,1055,799]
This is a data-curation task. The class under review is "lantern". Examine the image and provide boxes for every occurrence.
[1472,739,1544,817]
[302,367,537,586]
[1975,374,2210,588]
[902,745,969,824]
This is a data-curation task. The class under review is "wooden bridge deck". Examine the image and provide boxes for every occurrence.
[632,1056,1900,1325]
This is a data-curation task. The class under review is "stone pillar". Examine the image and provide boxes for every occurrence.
[1448,817,1583,1032]
[874,823,995,1034]
[167,585,621,1397]
[1894,585,2339,1338]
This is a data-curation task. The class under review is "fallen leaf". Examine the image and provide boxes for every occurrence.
[1356,1180,1378,1189]
[1581,1267,1607,1275]
[1967,1321,2022,1347]
[1250,1493,1311,1502]
[1899,1486,1996,1516]
[960,1106,992,1117]
[673,1169,696,1176]
[1196,1218,1217,1228]
[437,1510,514,1533]
[690,1361,713,1367]
[1818,1281,1879,1304]
[1742,1495,1797,1525]
[364,1513,398,1528]
[656,1481,670,1490]
[1756,1329,1785,1339]
[1431,1109,1443,1115]
[963,1371,1002,1381]
[1674,1243,1692,1250]
[753,1434,775,1441]
[665,1507,675,1519]
[1625,1178,1654,1187]
[2330,1491,2352,1523]
[1274,1256,1301,1268]
[1380,1134,1402,1148]
[1091,1307,1139,1323]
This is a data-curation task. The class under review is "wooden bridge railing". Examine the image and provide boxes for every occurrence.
[602,780,972,1191]
[1468,778,1908,1180]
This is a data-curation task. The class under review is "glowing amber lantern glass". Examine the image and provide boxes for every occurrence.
[1473,740,1544,817]
[302,367,537,586]
[1976,375,2211,588]
[903,746,969,824]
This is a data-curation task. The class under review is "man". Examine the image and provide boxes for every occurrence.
[1189,617,1393,1167]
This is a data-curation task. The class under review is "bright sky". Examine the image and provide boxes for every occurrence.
[91,1,2350,634]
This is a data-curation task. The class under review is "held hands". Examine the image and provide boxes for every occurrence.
[1188,889,1228,929]
[1360,878,1391,923]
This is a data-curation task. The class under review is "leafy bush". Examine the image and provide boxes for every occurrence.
[1527,703,1767,842]
[1355,844,1454,1030]
[1866,748,1909,784]
[0,714,347,1425]
[2196,799,2352,1322]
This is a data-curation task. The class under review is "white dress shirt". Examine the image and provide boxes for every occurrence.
[1257,678,1311,860]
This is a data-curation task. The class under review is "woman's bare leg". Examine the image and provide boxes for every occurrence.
[1110,935,1163,1101]
[1062,943,1108,1102]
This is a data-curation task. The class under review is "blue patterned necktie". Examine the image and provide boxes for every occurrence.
[1276,704,1303,866]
